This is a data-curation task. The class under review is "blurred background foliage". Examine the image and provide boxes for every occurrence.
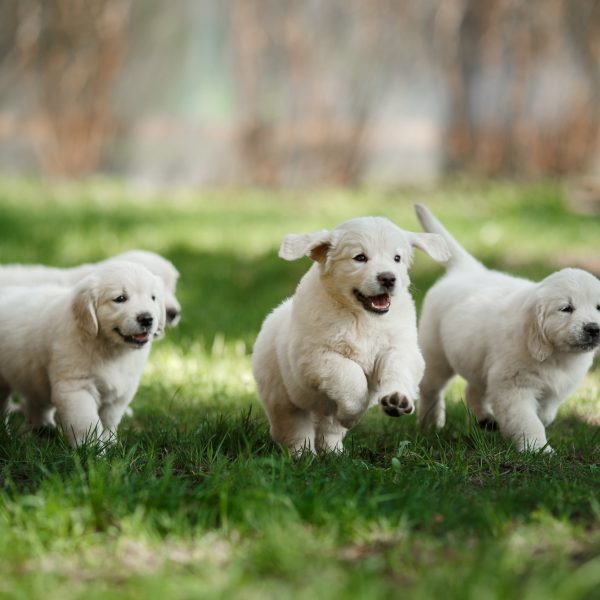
[0,0,599,189]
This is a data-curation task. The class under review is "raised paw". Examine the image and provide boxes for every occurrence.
[380,392,414,417]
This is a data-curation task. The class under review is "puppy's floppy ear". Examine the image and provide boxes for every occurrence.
[72,276,99,337]
[409,232,451,263]
[278,230,332,263]
[527,301,553,362]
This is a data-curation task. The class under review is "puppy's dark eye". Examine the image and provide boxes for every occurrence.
[151,295,156,301]
[394,255,401,263]
[353,254,368,263]
[597,305,600,311]
[559,305,574,314]
[113,295,127,303]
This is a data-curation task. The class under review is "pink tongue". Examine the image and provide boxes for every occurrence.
[133,333,148,341]
[371,294,390,309]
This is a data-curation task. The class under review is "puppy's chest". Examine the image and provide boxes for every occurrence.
[537,357,591,401]
[328,330,385,373]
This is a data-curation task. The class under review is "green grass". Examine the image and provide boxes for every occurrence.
[0,176,599,599]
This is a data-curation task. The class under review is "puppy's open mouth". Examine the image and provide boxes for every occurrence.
[115,328,151,347]
[353,289,391,314]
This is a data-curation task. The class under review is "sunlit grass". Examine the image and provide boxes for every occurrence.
[141,340,255,409]
[0,176,599,599]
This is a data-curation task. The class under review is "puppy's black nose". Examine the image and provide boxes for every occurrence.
[583,323,600,339]
[377,272,396,290]
[166,308,180,323]
[137,312,154,328]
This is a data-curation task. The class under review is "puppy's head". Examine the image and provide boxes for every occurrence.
[527,268,600,361]
[72,260,166,349]
[111,250,181,327]
[279,217,449,315]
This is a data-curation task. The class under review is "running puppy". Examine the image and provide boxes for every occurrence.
[252,217,449,454]
[0,250,181,327]
[0,261,165,446]
[415,204,600,452]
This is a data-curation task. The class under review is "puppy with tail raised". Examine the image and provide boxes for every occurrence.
[252,216,449,455]
[414,204,600,452]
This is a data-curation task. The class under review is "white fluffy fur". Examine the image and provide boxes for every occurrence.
[0,261,165,446]
[252,216,450,454]
[0,250,181,327]
[415,203,600,452]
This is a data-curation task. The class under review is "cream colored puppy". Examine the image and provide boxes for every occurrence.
[0,250,181,327]
[252,217,450,454]
[0,261,165,447]
[415,204,600,452]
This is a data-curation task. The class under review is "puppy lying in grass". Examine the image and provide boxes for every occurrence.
[252,216,449,454]
[0,261,165,447]
[0,249,181,327]
[415,204,600,452]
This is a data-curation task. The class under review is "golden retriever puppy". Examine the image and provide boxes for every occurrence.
[252,216,449,454]
[0,261,165,447]
[0,250,181,327]
[415,204,600,452]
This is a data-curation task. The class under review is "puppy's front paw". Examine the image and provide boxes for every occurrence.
[516,438,554,454]
[380,392,414,417]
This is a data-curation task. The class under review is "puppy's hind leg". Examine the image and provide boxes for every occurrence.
[255,362,315,454]
[22,395,56,430]
[266,395,315,455]
[465,384,497,430]
[417,356,454,430]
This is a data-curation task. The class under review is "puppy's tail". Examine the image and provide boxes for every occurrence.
[414,204,481,271]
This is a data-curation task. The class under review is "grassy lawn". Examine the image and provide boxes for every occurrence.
[0,177,599,599]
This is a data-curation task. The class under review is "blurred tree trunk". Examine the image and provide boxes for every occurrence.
[435,0,600,177]
[230,0,387,186]
[14,0,130,176]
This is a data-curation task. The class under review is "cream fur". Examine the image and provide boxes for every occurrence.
[252,216,450,454]
[0,261,165,447]
[415,203,600,452]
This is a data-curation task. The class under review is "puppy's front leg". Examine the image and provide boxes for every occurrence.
[99,380,140,443]
[490,387,552,452]
[375,348,422,417]
[52,382,102,447]
[311,352,368,429]
[537,395,562,427]
[98,402,129,443]
[315,415,347,453]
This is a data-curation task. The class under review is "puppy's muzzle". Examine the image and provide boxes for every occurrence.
[377,271,396,291]
[137,312,154,329]
[582,322,600,343]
